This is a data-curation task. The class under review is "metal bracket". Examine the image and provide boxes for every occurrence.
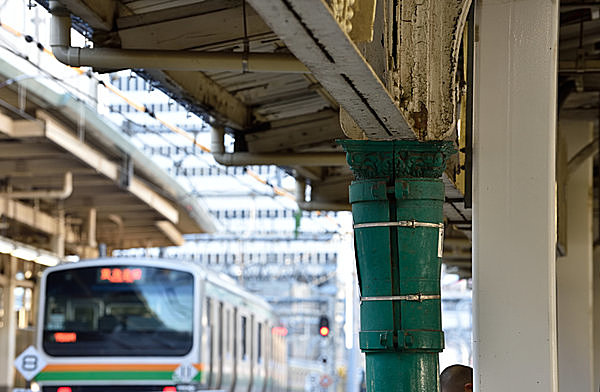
[361,294,440,303]
[353,220,443,229]
[353,220,445,257]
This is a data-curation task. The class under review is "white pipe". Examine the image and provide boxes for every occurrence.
[210,126,347,167]
[295,178,350,211]
[49,2,309,74]
[0,172,73,199]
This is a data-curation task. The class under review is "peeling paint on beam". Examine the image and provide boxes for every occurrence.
[248,0,414,140]
[391,0,472,140]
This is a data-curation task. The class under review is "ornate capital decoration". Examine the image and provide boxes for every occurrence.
[339,140,456,180]
[330,0,377,43]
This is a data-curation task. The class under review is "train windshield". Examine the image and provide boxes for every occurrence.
[42,265,194,357]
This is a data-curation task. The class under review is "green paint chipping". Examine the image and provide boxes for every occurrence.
[339,139,456,392]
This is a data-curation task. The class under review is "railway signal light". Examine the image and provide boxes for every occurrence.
[318,315,330,337]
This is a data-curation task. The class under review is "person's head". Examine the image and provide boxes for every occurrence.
[440,364,473,392]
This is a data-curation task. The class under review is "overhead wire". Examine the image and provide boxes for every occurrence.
[0,19,345,232]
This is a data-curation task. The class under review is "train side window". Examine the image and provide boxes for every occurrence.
[241,315,247,360]
[257,322,262,363]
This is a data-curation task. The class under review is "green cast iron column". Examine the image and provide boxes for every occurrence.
[339,140,455,392]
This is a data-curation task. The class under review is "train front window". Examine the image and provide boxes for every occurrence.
[43,265,194,357]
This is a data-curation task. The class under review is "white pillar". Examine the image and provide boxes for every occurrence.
[473,1,559,391]
[557,120,594,392]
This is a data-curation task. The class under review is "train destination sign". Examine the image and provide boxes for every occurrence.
[98,267,143,283]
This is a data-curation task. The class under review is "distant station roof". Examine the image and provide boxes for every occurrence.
[0,56,216,255]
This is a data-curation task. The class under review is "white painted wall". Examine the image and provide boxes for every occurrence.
[557,120,594,392]
[473,0,559,390]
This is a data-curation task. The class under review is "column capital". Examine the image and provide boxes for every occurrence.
[338,139,456,180]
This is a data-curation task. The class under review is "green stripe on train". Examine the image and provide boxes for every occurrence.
[35,371,203,382]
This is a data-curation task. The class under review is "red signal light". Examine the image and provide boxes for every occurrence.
[57,387,72,392]
[318,315,330,337]
[319,326,330,337]
[163,387,177,392]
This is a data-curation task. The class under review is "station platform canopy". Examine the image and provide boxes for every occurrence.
[0,55,216,258]
[32,0,473,275]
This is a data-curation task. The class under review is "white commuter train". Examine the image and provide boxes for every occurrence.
[32,258,291,392]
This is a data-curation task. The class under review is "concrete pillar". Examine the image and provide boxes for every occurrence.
[557,120,594,392]
[473,1,559,391]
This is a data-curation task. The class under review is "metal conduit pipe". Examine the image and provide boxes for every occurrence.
[0,172,73,199]
[295,179,350,211]
[49,1,309,74]
[210,126,347,167]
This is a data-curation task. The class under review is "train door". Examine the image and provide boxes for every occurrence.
[263,322,272,392]
[221,305,234,391]
[234,309,251,392]
[262,321,270,392]
[200,296,212,387]
[272,331,286,392]
[209,300,222,389]
[248,315,255,392]
[252,319,267,392]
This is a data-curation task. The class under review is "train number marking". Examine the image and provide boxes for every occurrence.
[173,362,198,383]
[14,346,46,381]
